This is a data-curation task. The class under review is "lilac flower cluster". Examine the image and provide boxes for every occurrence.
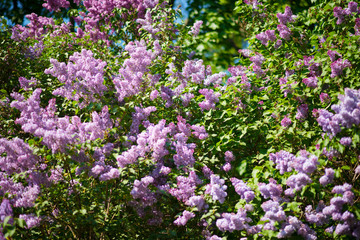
[230,178,255,202]
[0,199,13,224]
[117,119,171,167]
[269,150,295,174]
[256,30,276,46]
[182,59,209,84]
[11,89,113,153]
[19,214,41,229]
[185,195,207,211]
[173,210,195,226]
[129,106,157,137]
[270,150,318,196]
[11,13,54,41]
[113,40,159,102]
[189,20,203,36]
[277,24,292,40]
[42,0,70,12]
[320,93,330,104]
[169,171,202,202]
[205,174,227,204]
[281,117,292,127]
[277,216,317,239]
[222,151,234,172]
[258,178,283,200]
[320,184,360,238]
[45,49,107,108]
[340,137,352,146]
[319,168,335,186]
[18,77,38,91]
[261,200,286,230]
[330,58,351,78]
[302,77,318,88]
[216,209,252,232]
[333,2,359,25]
[277,6,296,25]
[295,104,308,121]
[131,176,157,207]
[249,53,265,76]
[173,133,196,168]
[198,89,221,111]
[317,88,360,137]
[0,138,38,174]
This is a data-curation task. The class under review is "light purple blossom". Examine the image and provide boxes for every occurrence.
[205,174,227,204]
[340,137,352,146]
[277,6,296,25]
[43,0,70,12]
[45,49,107,108]
[198,89,221,111]
[269,150,295,174]
[281,117,292,127]
[216,209,251,232]
[174,210,195,226]
[302,77,318,88]
[319,168,335,186]
[256,30,276,46]
[277,24,292,40]
[189,20,203,36]
[19,214,41,229]
[231,178,255,202]
[330,58,351,78]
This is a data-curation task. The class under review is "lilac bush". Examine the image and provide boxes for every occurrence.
[1,0,360,239]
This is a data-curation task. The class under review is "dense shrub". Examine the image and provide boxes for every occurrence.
[0,0,360,239]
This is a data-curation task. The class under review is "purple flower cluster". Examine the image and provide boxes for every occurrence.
[185,195,207,211]
[317,88,360,136]
[11,13,55,41]
[319,184,360,238]
[113,40,158,102]
[327,50,342,62]
[230,178,255,202]
[205,174,227,204]
[189,20,203,36]
[182,60,207,84]
[281,117,292,127]
[277,24,292,40]
[340,137,352,146]
[319,168,335,186]
[258,178,283,200]
[330,58,351,78]
[333,2,359,25]
[42,0,70,12]
[11,89,112,153]
[169,171,202,202]
[249,53,265,76]
[256,30,276,46]
[198,89,221,111]
[117,119,171,167]
[18,77,38,91]
[19,214,41,229]
[45,49,107,108]
[295,104,308,121]
[174,210,195,226]
[302,77,318,88]
[0,199,13,224]
[131,176,157,207]
[269,150,295,174]
[261,200,286,229]
[216,209,252,232]
[277,6,296,25]
[277,216,317,239]
[320,93,331,104]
